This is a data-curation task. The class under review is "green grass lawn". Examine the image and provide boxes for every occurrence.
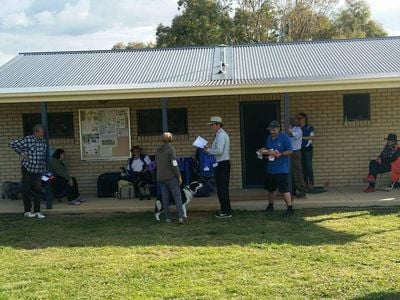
[0,208,399,299]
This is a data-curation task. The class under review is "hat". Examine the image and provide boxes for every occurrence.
[385,133,398,142]
[267,120,280,129]
[130,145,142,152]
[207,116,223,125]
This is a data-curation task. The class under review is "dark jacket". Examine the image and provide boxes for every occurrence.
[49,158,71,181]
[155,143,181,182]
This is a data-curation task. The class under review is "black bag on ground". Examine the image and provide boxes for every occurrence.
[97,172,120,198]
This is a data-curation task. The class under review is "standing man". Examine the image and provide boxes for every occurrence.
[261,120,294,217]
[288,117,306,198]
[204,116,231,218]
[10,124,47,219]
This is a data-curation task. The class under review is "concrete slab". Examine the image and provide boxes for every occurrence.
[1,186,399,215]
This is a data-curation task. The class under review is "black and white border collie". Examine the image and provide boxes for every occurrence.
[154,181,203,221]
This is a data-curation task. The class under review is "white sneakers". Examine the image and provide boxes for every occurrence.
[34,212,46,219]
[24,211,46,219]
[24,211,35,218]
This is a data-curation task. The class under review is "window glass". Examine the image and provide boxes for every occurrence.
[343,94,370,121]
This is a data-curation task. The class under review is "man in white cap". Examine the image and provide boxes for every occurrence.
[204,116,231,218]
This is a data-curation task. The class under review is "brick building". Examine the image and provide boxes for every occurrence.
[1,37,400,195]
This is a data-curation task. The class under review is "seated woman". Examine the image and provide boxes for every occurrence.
[49,149,84,205]
[124,145,152,199]
[363,134,400,192]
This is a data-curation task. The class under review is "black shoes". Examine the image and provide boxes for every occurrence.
[215,210,232,218]
[265,204,294,217]
[283,208,295,217]
[265,204,274,212]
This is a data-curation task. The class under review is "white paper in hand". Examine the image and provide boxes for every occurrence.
[192,136,208,148]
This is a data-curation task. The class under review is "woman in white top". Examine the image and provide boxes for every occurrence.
[126,145,152,199]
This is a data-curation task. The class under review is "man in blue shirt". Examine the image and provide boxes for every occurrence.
[261,120,294,217]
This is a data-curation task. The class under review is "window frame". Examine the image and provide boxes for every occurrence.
[343,93,371,122]
[22,112,74,138]
[137,108,188,136]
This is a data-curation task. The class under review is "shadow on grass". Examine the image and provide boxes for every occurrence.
[0,208,398,249]
[352,291,400,300]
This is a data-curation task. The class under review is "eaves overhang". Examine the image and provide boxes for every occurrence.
[0,75,400,104]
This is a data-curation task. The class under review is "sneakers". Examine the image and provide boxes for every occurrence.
[34,212,46,219]
[68,200,81,205]
[24,211,35,218]
[215,210,232,218]
[178,218,184,224]
[283,208,294,217]
[265,204,274,212]
[364,186,376,193]
[76,196,85,202]
[363,175,375,183]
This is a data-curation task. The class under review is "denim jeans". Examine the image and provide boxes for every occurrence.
[159,177,184,220]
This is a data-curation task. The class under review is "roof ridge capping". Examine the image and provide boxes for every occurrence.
[18,45,217,56]
[231,35,400,48]
[18,36,400,56]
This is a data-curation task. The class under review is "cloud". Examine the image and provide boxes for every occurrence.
[2,12,32,28]
[0,0,179,65]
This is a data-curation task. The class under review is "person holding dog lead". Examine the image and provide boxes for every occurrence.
[204,116,232,218]
[155,132,184,224]
[10,124,47,219]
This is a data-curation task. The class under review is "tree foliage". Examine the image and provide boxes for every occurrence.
[112,0,387,50]
[333,0,386,38]
[156,0,233,47]
[274,0,339,41]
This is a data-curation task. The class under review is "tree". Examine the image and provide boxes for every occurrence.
[232,0,277,44]
[156,0,233,47]
[334,0,386,38]
[111,41,155,50]
[273,0,338,41]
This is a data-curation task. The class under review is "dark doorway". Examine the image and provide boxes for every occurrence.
[240,101,279,188]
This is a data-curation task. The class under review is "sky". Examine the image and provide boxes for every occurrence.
[0,0,399,66]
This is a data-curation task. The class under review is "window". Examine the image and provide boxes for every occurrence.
[137,108,188,135]
[343,93,370,121]
[23,112,74,138]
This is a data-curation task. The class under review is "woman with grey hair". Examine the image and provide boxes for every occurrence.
[155,132,184,224]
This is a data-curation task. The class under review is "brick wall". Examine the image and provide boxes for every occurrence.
[1,87,399,195]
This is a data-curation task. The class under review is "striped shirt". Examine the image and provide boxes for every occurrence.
[10,135,47,174]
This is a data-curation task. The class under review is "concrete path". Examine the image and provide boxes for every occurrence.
[1,186,400,215]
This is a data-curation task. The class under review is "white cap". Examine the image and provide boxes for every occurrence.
[207,116,223,125]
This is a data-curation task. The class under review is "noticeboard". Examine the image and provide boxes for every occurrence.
[79,107,131,160]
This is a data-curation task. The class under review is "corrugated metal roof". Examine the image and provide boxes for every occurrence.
[0,36,400,95]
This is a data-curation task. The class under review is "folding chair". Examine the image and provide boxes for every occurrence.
[192,148,217,193]
[375,172,390,191]
[376,172,400,191]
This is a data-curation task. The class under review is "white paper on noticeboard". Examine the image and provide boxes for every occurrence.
[192,136,208,148]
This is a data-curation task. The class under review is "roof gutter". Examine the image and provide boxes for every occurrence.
[0,77,399,104]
